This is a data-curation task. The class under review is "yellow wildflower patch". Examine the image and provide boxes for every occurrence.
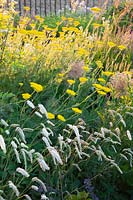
[22,93,31,100]
[83,66,90,72]
[57,114,66,122]
[97,90,106,95]
[72,107,82,114]
[47,112,55,119]
[98,78,106,83]
[30,82,43,92]
[96,61,103,68]
[107,41,116,48]
[67,79,75,85]
[79,77,88,84]
[66,89,76,96]
[90,7,101,13]
[19,82,23,86]
[93,23,102,28]
[118,45,126,51]
[102,71,114,76]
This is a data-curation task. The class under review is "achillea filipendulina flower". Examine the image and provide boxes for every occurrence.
[79,77,88,84]
[19,82,23,86]
[90,7,101,13]
[101,86,112,93]
[30,82,43,92]
[57,114,66,122]
[98,78,106,83]
[93,23,102,28]
[22,93,31,100]
[58,73,65,77]
[83,66,90,72]
[66,89,76,96]
[56,78,63,83]
[67,79,75,85]
[72,107,82,114]
[92,83,104,90]
[47,112,55,119]
[23,6,30,11]
[107,41,116,48]
[118,45,126,51]
[96,60,103,68]
[102,71,114,76]
[74,20,80,26]
[93,84,111,93]
[97,90,106,96]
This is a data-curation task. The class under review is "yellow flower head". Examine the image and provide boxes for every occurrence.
[67,79,75,85]
[118,45,126,51]
[98,78,106,83]
[30,82,43,92]
[22,93,31,100]
[66,89,76,96]
[107,41,116,48]
[90,7,101,13]
[74,21,80,26]
[96,60,103,68]
[57,114,66,122]
[47,112,55,119]
[97,90,106,96]
[102,71,114,76]
[19,82,23,86]
[58,73,65,77]
[79,77,88,84]
[93,83,104,90]
[24,6,30,11]
[57,78,63,83]
[72,107,82,114]
[83,66,90,72]
[93,23,102,28]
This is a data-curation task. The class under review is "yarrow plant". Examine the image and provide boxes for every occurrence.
[0,0,133,199]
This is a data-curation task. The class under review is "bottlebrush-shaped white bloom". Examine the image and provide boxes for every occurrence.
[5,130,10,135]
[8,181,20,197]
[15,127,26,143]
[32,177,47,192]
[42,136,51,147]
[41,194,49,200]
[24,194,32,200]
[11,141,17,149]
[1,119,9,127]
[31,185,39,191]
[16,167,30,177]
[37,158,50,171]
[0,135,6,154]
[38,104,48,117]
[127,130,132,141]
[68,124,82,152]
[35,111,43,118]
[26,100,35,109]
[47,146,63,165]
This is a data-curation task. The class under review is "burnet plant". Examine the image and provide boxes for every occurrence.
[0,94,133,199]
